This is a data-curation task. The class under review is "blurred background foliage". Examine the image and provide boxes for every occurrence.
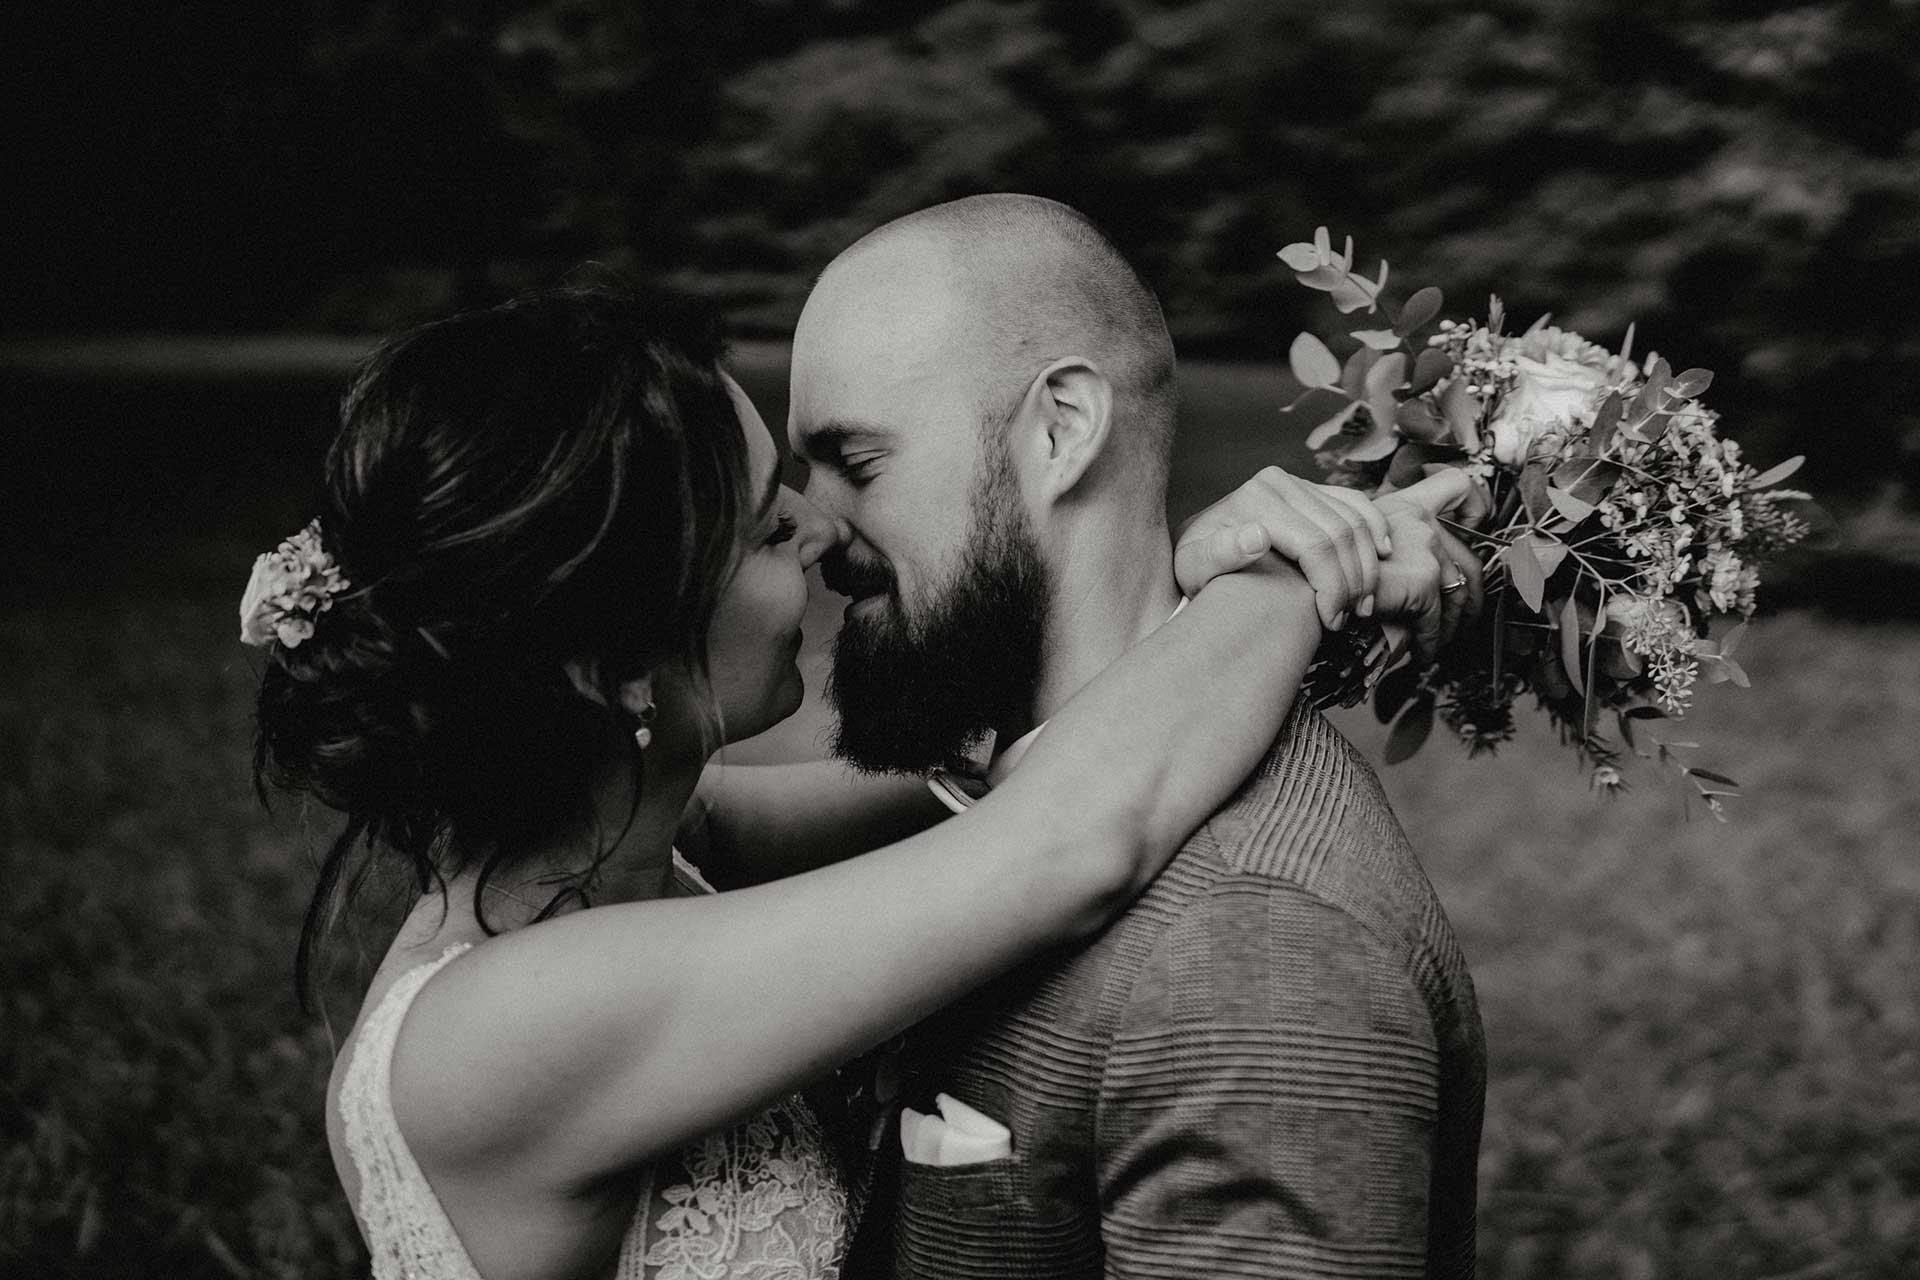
[6,0,1918,502]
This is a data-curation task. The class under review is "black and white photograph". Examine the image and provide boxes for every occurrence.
[3,3,1917,1277]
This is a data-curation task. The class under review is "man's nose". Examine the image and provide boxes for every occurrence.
[789,489,849,571]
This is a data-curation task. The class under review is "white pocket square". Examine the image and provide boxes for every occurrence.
[899,1092,1012,1167]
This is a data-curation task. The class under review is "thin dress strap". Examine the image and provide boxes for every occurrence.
[337,942,484,1280]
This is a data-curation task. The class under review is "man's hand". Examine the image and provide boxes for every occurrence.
[1371,498,1484,659]
[1173,465,1392,631]
[1361,470,1486,659]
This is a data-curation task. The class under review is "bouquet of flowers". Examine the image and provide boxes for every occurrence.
[1282,228,1822,815]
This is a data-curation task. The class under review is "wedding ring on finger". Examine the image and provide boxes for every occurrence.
[1440,574,1469,594]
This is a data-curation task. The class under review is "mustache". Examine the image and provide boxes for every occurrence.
[819,548,895,600]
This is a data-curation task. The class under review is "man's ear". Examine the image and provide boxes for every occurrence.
[1013,356,1114,503]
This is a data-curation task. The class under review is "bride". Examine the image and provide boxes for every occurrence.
[246,284,1454,1279]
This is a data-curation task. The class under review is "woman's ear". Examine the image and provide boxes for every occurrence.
[564,656,608,705]
[616,673,656,721]
[562,659,654,721]
[1013,356,1114,503]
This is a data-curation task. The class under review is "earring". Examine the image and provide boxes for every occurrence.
[619,674,658,752]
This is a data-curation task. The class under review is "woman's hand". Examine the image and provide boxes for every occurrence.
[1173,466,1391,630]
[1175,466,1488,661]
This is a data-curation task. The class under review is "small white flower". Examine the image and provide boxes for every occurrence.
[238,520,348,649]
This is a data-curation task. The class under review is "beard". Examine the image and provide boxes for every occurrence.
[824,438,1049,775]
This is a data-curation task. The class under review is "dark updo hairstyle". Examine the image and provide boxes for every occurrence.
[254,284,751,1004]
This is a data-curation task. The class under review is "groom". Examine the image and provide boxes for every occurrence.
[789,195,1485,1278]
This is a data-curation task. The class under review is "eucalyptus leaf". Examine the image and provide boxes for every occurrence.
[1503,540,1547,613]
[1283,385,1353,422]
[1527,533,1570,580]
[1364,352,1408,398]
[1295,264,1348,291]
[1746,455,1805,489]
[1342,420,1403,463]
[1393,286,1443,337]
[1408,348,1452,396]
[1278,243,1321,271]
[1382,695,1435,765]
[1329,275,1379,314]
[1395,398,1449,444]
[1584,596,1606,730]
[1687,768,1741,788]
[1351,328,1402,351]
[1387,442,1450,489]
[1548,487,1597,524]
[1304,401,1363,450]
[1519,463,1552,521]
[1560,594,1586,697]
[1629,357,1671,423]
[1364,353,1408,441]
[1600,636,1642,679]
[1589,392,1622,452]
[1289,332,1341,388]
[1556,457,1623,505]
[1670,367,1714,398]
[1373,660,1422,724]
[1342,345,1380,396]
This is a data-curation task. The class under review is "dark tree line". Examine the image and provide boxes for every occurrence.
[9,0,1916,497]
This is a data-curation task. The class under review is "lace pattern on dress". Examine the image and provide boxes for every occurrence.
[338,942,485,1280]
[620,1094,849,1280]
[339,871,853,1279]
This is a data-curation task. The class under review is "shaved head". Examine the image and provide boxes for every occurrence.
[791,195,1180,772]
[815,193,1178,491]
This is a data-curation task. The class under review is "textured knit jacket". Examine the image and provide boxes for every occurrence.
[854,705,1485,1280]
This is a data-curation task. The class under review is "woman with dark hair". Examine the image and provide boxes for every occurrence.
[246,285,1429,1280]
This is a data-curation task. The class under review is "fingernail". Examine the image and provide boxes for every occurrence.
[1359,594,1375,617]
[1237,524,1265,555]
[1332,610,1349,631]
[1381,534,1392,555]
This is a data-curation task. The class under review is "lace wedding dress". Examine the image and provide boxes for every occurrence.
[336,856,854,1279]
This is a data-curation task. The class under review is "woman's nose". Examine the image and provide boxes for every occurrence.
[789,489,848,571]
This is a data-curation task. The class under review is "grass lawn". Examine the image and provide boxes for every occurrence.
[2,351,1916,1277]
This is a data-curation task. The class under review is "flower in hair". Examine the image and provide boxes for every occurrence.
[239,519,350,648]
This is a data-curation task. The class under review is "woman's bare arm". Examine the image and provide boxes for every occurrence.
[393,563,1321,1193]
[677,761,950,887]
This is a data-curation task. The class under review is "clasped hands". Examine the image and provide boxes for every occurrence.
[1175,466,1489,660]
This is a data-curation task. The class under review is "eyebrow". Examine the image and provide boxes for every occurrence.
[791,420,889,468]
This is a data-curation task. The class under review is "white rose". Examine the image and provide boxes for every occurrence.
[1488,352,1610,467]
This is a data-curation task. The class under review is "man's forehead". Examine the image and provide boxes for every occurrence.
[789,327,973,450]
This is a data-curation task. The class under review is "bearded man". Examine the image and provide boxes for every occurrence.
[689,194,1486,1279]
